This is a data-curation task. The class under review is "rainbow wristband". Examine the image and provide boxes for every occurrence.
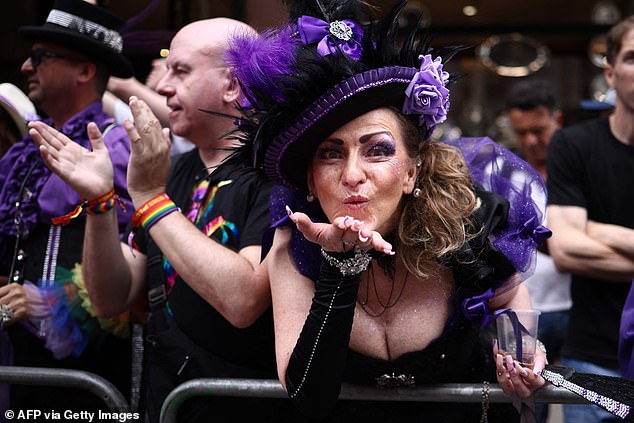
[132,193,180,232]
[51,187,121,225]
[85,189,120,215]
[132,193,169,226]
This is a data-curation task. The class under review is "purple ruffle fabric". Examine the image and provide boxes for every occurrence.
[0,101,133,241]
[441,137,549,328]
[443,137,550,279]
[0,139,50,238]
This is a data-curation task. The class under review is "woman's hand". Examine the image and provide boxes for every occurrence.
[30,121,114,200]
[494,339,547,398]
[124,96,171,208]
[286,207,394,255]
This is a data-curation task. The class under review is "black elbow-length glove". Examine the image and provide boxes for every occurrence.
[285,255,362,419]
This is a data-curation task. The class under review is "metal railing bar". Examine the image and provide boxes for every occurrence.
[160,378,588,423]
[0,366,129,412]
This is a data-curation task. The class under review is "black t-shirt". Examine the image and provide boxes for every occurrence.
[547,117,634,368]
[133,150,275,370]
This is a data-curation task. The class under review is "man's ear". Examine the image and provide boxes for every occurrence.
[223,70,240,103]
[76,62,97,84]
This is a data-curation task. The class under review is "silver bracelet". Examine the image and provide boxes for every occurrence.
[536,339,547,356]
[320,248,372,276]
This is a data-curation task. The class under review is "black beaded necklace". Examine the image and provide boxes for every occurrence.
[357,262,409,318]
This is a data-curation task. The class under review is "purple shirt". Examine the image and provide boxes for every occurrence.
[0,101,132,256]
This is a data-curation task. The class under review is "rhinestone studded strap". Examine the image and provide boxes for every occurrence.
[480,381,490,423]
[320,248,371,276]
[542,369,630,419]
[285,255,363,418]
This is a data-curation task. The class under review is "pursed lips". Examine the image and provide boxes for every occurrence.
[343,195,370,210]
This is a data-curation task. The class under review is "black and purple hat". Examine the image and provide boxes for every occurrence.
[227,0,455,191]
[19,0,133,78]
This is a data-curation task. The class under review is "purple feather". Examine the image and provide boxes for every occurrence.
[226,25,299,104]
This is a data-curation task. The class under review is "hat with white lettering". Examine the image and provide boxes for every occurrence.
[18,0,133,77]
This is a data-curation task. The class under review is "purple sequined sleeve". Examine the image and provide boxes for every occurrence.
[268,185,324,281]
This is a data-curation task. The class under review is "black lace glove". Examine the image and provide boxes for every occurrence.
[285,254,362,418]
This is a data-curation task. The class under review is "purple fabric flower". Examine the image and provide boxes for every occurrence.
[403,54,450,133]
[297,16,364,61]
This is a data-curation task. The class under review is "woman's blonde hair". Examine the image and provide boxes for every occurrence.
[394,111,478,278]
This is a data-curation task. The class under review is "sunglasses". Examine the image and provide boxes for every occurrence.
[28,49,69,68]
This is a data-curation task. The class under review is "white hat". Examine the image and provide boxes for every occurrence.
[0,83,37,137]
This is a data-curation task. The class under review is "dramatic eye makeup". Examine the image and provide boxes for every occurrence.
[360,130,397,159]
[313,131,397,160]
[366,139,396,157]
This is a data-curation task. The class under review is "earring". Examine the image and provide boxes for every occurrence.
[306,192,315,202]
[413,157,422,198]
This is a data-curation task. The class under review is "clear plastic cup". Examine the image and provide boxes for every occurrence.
[496,309,541,368]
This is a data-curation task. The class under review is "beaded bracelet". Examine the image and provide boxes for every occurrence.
[85,189,119,215]
[51,188,123,225]
[132,193,180,232]
[320,248,372,276]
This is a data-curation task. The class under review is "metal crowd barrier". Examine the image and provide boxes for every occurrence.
[160,378,588,423]
[0,365,129,412]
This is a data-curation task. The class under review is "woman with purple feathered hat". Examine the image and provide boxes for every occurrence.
[225,0,555,421]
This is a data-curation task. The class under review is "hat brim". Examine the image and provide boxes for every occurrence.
[0,98,29,137]
[264,66,417,191]
[0,83,36,137]
[19,25,133,78]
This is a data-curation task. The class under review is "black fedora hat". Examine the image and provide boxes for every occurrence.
[18,0,133,78]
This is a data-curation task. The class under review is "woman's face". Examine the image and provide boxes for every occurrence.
[308,108,417,235]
